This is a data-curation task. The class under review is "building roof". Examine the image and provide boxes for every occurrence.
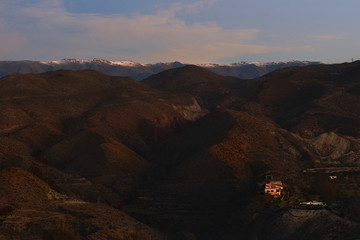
[269,181,282,184]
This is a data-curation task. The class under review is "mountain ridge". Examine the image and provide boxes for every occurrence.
[0,58,322,80]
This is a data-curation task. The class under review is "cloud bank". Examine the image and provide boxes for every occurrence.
[0,0,316,63]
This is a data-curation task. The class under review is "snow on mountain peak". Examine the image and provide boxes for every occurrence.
[110,60,144,67]
[42,59,88,64]
[41,58,144,67]
[40,59,322,69]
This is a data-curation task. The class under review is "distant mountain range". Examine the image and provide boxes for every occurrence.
[0,58,322,80]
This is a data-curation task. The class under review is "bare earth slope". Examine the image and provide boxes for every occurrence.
[1,63,360,239]
[139,62,360,239]
[0,69,205,239]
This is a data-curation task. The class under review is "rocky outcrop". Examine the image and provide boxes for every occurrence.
[172,97,208,121]
[309,132,351,160]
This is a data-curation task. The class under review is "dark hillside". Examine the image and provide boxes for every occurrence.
[1,64,360,239]
[143,65,244,109]
[0,69,206,239]
[252,61,360,137]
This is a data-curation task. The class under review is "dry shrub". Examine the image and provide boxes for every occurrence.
[108,230,153,240]
[42,222,80,240]
[0,206,13,216]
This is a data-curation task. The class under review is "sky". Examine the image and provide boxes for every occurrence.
[1,0,360,64]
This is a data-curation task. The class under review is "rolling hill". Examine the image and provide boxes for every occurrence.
[1,62,360,239]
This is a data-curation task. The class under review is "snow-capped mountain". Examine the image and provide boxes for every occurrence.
[0,58,322,80]
[199,60,324,79]
[42,58,146,67]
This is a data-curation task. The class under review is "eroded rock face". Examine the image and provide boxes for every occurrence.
[309,132,350,160]
[172,97,208,121]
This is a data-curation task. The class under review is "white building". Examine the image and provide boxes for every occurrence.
[264,181,283,197]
